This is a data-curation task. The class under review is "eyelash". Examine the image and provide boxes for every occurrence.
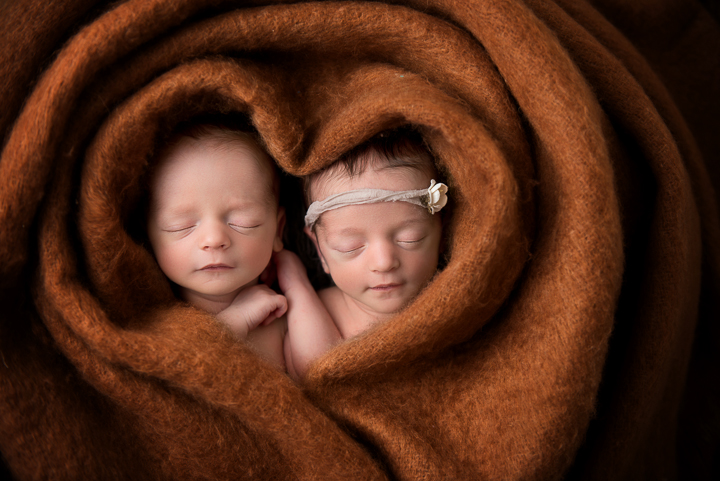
[164,226,194,233]
[337,246,363,254]
[335,237,426,253]
[229,223,260,230]
[163,223,260,233]
[399,236,426,246]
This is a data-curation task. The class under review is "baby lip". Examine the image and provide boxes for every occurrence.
[200,263,232,270]
[370,283,402,290]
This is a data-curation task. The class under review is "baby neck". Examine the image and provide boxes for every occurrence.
[337,292,395,339]
[181,290,236,314]
[179,279,259,315]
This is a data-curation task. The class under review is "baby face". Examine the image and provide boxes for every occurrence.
[147,136,283,309]
[309,166,442,317]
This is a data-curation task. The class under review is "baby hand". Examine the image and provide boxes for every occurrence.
[274,249,311,295]
[216,284,288,339]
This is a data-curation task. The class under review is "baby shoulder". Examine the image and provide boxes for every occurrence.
[318,287,353,338]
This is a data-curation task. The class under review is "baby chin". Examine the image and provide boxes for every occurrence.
[192,270,255,295]
[363,285,415,313]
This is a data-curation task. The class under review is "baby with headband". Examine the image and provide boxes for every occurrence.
[302,129,448,338]
[145,119,339,378]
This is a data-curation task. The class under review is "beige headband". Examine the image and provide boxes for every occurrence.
[305,179,448,228]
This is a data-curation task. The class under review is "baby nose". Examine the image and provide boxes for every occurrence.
[369,242,400,272]
[200,223,231,250]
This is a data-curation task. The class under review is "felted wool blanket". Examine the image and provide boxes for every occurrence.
[1,0,719,479]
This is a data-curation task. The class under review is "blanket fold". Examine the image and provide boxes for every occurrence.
[1,0,718,479]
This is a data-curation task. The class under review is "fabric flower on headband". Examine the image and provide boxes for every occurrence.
[423,180,448,214]
[305,179,450,228]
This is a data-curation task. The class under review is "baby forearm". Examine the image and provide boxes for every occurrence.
[274,249,341,379]
[215,309,250,339]
[284,280,341,379]
[217,306,287,371]
[246,319,287,371]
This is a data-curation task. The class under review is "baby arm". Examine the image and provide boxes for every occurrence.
[274,249,341,380]
[215,284,288,369]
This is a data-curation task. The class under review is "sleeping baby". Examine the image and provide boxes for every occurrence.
[145,119,339,376]
[301,128,449,339]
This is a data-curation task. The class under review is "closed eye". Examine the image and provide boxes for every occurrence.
[335,245,364,254]
[229,223,261,231]
[163,226,195,233]
[399,237,425,244]
[398,236,426,247]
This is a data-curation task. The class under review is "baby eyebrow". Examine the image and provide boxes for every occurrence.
[327,217,429,237]
[152,202,194,216]
[334,227,364,236]
[225,200,266,210]
[396,217,429,227]
[152,209,190,222]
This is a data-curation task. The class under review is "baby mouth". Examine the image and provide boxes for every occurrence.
[200,263,232,271]
[370,283,402,291]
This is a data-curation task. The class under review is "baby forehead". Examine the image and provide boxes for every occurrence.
[150,135,277,197]
[157,135,270,175]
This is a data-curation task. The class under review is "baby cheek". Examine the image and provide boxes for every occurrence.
[240,236,275,276]
[330,261,365,292]
[406,248,439,286]
[154,242,191,282]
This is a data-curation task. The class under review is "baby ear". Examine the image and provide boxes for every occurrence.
[303,225,318,251]
[304,226,330,274]
[273,207,286,252]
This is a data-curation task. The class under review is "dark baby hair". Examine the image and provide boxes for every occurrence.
[304,127,439,206]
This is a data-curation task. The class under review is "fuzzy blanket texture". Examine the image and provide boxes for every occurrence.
[1,0,719,479]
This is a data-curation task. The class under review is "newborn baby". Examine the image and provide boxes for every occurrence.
[303,129,449,338]
[146,120,338,375]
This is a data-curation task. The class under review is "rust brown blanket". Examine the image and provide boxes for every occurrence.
[1,0,719,479]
